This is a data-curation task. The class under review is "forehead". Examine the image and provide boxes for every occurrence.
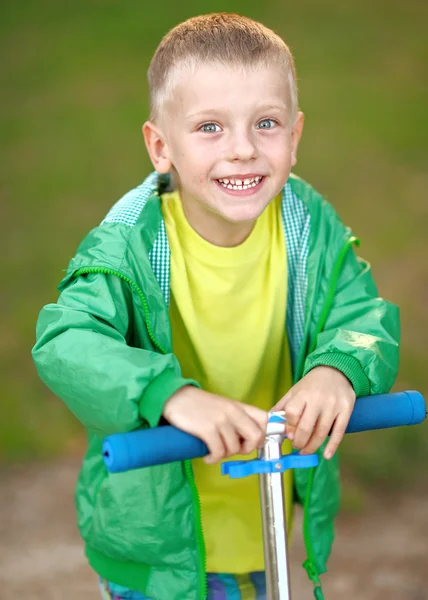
[167,62,291,118]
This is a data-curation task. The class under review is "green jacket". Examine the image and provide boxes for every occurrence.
[32,172,399,600]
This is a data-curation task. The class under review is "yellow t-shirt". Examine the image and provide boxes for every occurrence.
[162,191,293,573]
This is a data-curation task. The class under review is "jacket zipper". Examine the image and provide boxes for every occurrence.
[74,266,207,599]
[300,234,360,600]
[184,460,208,599]
[308,235,360,352]
[74,267,168,354]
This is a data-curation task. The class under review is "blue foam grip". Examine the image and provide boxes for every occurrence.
[103,391,426,473]
[103,426,208,473]
[345,391,426,434]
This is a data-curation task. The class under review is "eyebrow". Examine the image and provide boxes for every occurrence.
[257,104,288,112]
[185,104,288,121]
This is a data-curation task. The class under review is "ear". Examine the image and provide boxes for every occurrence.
[142,121,172,174]
[290,111,304,168]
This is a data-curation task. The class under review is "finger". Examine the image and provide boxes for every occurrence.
[284,397,306,440]
[323,413,350,460]
[219,421,242,458]
[286,424,296,441]
[238,423,265,454]
[203,430,227,464]
[271,390,292,412]
[235,409,267,454]
[240,433,264,455]
[292,403,320,450]
[299,411,334,455]
[240,403,269,432]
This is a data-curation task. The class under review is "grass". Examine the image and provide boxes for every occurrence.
[1,0,427,491]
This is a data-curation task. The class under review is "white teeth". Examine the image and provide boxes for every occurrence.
[218,176,263,190]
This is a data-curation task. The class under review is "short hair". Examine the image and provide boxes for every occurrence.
[148,13,298,125]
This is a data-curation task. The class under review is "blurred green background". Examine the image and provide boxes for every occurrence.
[1,0,427,497]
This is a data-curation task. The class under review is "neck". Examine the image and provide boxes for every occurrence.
[180,196,256,247]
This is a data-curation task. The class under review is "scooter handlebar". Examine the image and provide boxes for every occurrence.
[103,390,426,473]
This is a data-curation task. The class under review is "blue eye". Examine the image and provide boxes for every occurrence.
[257,119,277,129]
[200,123,221,133]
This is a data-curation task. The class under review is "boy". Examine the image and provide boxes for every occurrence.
[32,13,399,600]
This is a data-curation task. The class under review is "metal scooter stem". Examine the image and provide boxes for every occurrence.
[221,413,318,598]
[259,422,292,600]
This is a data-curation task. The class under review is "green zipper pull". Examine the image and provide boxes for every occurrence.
[303,558,325,600]
[314,584,325,600]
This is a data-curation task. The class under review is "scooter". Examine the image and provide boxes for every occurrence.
[103,390,426,600]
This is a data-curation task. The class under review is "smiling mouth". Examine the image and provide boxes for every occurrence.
[216,176,264,190]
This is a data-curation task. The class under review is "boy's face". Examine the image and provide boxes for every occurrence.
[144,62,304,245]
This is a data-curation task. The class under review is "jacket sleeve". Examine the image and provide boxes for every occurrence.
[303,245,400,397]
[32,273,199,436]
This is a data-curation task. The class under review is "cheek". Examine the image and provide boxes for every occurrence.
[173,137,212,167]
[264,136,292,166]
[174,155,210,190]
[182,147,215,179]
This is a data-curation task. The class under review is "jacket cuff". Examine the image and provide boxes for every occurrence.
[303,352,370,397]
[139,370,201,427]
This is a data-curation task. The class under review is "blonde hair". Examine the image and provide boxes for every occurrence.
[148,13,298,124]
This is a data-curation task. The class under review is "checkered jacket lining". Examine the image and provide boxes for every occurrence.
[102,173,310,371]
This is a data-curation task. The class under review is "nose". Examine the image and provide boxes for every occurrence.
[226,128,257,162]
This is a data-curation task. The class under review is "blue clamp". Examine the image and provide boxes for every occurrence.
[221,451,319,479]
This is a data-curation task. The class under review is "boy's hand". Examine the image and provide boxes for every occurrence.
[272,366,356,460]
[162,386,269,464]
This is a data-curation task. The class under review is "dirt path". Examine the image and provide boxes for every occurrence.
[1,458,427,600]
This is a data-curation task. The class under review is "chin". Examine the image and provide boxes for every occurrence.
[223,203,267,224]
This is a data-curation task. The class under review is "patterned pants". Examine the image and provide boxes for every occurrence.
[100,572,267,599]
